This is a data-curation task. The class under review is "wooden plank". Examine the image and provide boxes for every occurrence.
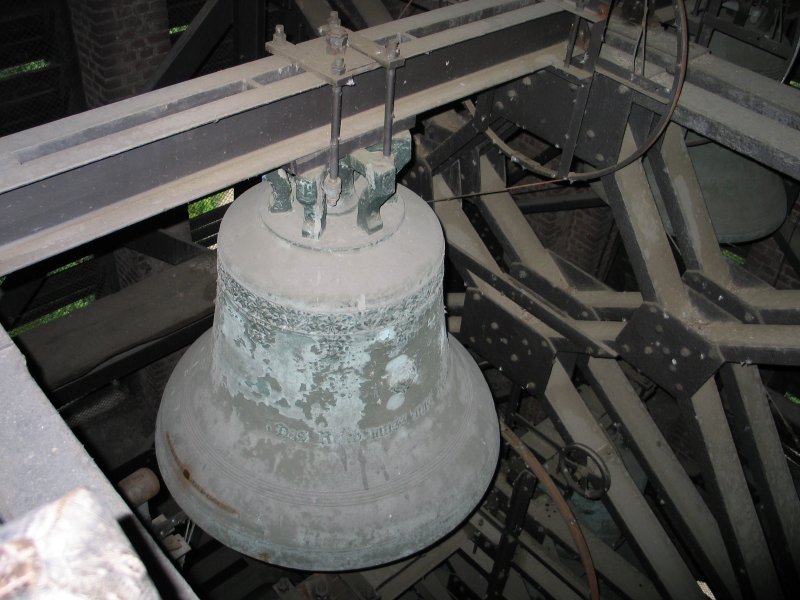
[16,252,216,391]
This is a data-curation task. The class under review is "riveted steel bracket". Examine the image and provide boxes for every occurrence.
[615,302,724,397]
[510,262,599,320]
[295,166,326,239]
[263,132,411,238]
[462,286,556,394]
[348,132,412,234]
[264,169,293,213]
[266,24,404,86]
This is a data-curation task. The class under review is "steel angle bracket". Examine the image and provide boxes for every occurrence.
[266,29,404,86]
[447,243,615,358]
[462,286,556,394]
[615,302,724,397]
[509,262,599,320]
[347,31,406,70]
[266,35,369,85]
[348,134,412,233]
[683,270,761,324]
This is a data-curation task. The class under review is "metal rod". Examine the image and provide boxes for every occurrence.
[563,14,580,66]
[382,67,396,157]
[329,84,343,179]
[500,421,600,600]
[485,469,536,599]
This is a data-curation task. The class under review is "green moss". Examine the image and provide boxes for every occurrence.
[721,248,745,266]
[188,190,230,219]
[0,59,50,80]
[47,255,93,276]
[785,392,800,406]
[9,295,96,337]
[169,24,189,35]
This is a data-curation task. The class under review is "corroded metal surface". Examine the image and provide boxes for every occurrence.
[156,181,499,570]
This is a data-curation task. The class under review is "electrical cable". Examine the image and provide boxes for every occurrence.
[632,0,650,76]
[427,177,567,203]
[468,0,689,185]
[500,421,601,600]
[781,34,800,84]
[398,0,414,20]
[464,100,559,180]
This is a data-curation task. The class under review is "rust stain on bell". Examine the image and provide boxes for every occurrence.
[164,432,238,516]
[156,141,499,570]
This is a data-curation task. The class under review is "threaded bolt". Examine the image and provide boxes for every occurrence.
[331,56,345,75]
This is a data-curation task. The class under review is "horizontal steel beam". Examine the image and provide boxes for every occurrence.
[0,328,197,598]
[0,0,572,275]
[1,1,797,277]
[601,21,800,180]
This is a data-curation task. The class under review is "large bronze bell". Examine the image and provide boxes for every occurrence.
[155,139,499,570]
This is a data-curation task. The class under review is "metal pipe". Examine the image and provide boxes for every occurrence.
[329,84,343,180]
[382,67,396,157]
[500,421,600,600]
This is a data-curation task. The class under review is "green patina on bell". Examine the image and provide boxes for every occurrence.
[156,135,499,570]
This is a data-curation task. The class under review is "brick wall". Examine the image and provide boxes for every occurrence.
[528,207,617,278]
[530,201,800,292]
[68,0,170,108]
[743,237,800,290]
[739,198,800,289]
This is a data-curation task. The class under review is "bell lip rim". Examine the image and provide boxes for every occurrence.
[155,332,500,570]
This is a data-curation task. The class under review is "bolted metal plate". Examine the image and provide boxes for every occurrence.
[509,263,598,320]
[683,270,759,323]
[462,286,556,394]
[615,302,724,397]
